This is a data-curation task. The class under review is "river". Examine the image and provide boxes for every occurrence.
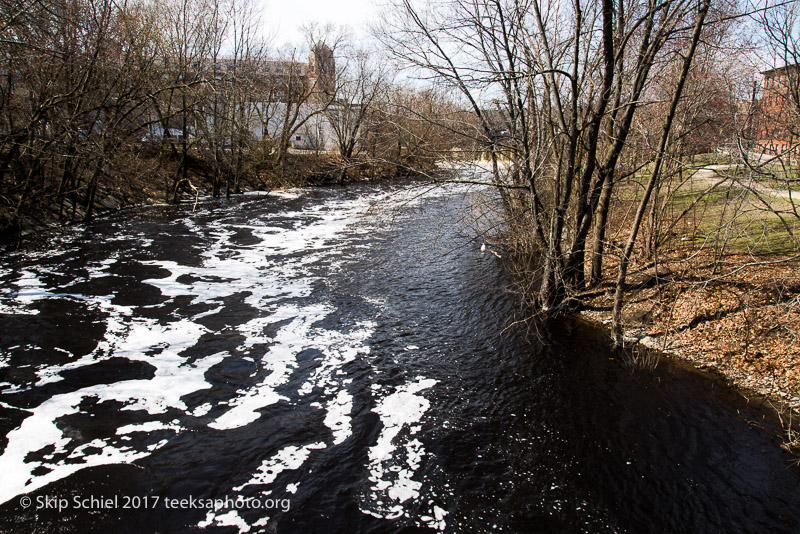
[0,181,799,533]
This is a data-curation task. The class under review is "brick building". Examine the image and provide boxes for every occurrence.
[759,64,799,155]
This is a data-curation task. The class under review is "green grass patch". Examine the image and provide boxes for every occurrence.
[662,182,800,255]
[611,160,800,257]
[678,216,799,255]
[749,164,800,192]
[668,187,736,209]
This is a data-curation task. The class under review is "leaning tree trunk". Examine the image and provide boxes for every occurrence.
[611,0,711,347]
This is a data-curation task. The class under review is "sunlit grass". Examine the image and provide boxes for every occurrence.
[615,164,800,257]
[663,182,800,256]
[750,164,800,192]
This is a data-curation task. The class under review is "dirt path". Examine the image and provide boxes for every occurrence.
[692,164,798,202]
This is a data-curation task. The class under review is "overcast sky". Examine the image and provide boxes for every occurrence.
[262,0,382,48]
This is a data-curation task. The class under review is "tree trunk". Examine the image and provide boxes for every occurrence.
[612,0,711,347]
[589,169,614,286]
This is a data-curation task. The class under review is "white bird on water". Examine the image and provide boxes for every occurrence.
[480,241,501,258]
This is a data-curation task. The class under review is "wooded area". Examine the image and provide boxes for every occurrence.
[380,0,800,360]
[0,0,458,238]
[3,0,800,381]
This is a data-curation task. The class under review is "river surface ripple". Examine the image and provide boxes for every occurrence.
[0,181,799,533]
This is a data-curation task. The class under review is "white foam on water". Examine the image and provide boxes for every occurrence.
[252,516,271,527]
[296,320,375,397]
[369,378,437,464]
[238,315,281,349]
[362,377,438,521]
[209,305,331,431]
[324,389,353,446]
[192,403,213,417]
[0,318,221,505]
[212,312,375,523]
[420,505,449,531]
[116,421,182,435]
[34,299,134,386]
[4,276,143,388]
[147,438,169,451]
[198,510,252,533]
[0,186,435,524]
[0,382,29,394]
[142,257,300,308]
[12,269,48,307]
[140,194,382,315]
[0,387,152,504]
[369,181,477,214]
[0,269,48,315]
[233,442,326,491]
[265,190,303,199]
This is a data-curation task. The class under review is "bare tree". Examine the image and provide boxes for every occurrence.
[0,0,163,224]
[325,46,391,183]
[380,0,718,315]
[262,25,343,177]
[217,0,268,196]
[611,0,712,346]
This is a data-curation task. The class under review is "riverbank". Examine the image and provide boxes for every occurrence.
[576,248,800,426]
[1,151,423,250]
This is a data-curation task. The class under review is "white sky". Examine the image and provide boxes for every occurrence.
[260,0,382,49]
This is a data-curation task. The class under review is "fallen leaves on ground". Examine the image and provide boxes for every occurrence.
[580,249,800,411]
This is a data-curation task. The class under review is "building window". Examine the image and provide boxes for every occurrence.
[296,135,301,141]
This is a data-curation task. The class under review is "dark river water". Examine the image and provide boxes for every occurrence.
[0,181,799,533]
